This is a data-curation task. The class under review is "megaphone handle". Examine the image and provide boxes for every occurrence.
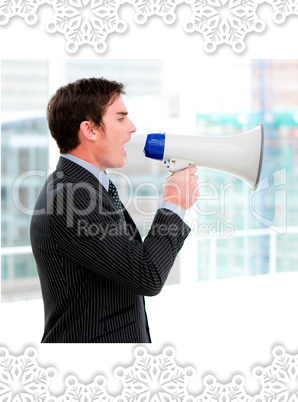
[167,158,195,173]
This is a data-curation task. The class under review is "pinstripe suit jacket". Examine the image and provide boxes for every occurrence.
[30,157,191,343]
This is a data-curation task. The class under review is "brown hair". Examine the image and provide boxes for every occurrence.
[47,77,126,154]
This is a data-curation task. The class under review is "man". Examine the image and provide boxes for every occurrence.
[30,77,199,343]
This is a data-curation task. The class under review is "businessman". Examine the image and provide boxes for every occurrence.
[30,77,199,343]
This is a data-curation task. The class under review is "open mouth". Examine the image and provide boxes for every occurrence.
[122,138,131,155]
[122,141,129,152]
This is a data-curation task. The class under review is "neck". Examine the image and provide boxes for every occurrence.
[68,148,105,171]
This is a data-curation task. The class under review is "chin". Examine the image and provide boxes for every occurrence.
[113,159,126,169]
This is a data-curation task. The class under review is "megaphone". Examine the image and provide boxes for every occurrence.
[143,123,264,191]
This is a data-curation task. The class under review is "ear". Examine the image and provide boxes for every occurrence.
[79,121,98,142]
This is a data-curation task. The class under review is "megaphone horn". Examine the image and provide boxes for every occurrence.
[143,123,264,191]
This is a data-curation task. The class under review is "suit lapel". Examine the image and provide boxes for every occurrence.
[56,156,116,210]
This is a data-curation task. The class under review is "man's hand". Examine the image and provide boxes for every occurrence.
[161,166,199,210]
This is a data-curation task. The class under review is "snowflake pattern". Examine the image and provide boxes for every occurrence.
[0,0,297,53]
[265,0,298,24]
[195,375,254,402]
[114,346,195,402]
[0,344,298,401]
[55,375,113,402]
[0,0,45,25]
[0,346,57,402]
[253,346,298,402]
[126,0,184,24]
[184,0,266,53]
[45,0,127,54]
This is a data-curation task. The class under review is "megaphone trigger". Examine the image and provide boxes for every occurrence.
[168,158,195,173]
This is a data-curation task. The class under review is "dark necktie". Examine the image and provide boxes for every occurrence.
[108,180,126,226]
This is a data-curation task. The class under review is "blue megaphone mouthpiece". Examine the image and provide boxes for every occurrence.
[143,133,165,161]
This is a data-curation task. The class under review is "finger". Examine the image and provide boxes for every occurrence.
[190,173,199,183]
[188,166,198,175]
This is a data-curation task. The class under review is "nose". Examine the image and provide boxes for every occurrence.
[128,118,136,134]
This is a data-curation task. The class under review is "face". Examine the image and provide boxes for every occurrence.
[93,95,136,171]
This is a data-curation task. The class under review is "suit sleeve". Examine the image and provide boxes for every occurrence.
[49,182,191,297]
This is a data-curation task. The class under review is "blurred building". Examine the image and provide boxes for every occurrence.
[195,60,298,280]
